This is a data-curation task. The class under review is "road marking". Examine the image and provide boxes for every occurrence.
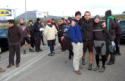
[0,50,49,81]
[0,47,49,64]
[0,54,34,64]
[0,44,60,81]
[15,55,58,81]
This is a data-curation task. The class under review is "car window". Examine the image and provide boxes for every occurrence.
[119,21,125,29]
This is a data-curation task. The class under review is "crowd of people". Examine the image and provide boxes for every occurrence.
[0,10,121,75]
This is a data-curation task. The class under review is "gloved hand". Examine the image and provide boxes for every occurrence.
[39,28,44,31]
[111,41,115,47]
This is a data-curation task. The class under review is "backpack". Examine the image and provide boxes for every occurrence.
[107,16,121,40]
[107,16,119,31]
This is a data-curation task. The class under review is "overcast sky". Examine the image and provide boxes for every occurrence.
[0,0,125,16]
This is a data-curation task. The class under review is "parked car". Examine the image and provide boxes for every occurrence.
[0,20,9,53]
[118,20,125,42]
[0,9,14,53]
[0,29,8,53]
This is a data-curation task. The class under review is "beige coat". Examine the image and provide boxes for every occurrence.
[44,25,57,40]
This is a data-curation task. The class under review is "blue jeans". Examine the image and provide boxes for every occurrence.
[47,40,55,53]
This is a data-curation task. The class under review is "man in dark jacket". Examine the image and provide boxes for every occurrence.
[105,10,120,65]
[7,20,22,68]
[32,18,42,52]
[81,11,94,70]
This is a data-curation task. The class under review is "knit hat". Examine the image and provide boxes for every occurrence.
[75,11,81,16]
[105,10,112,17]
[94,15,101,20]
[47,19,52,24]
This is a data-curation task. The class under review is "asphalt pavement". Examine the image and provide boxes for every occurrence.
[0,44,125,81]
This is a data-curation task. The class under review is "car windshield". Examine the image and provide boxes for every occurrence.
[119,21,125,29]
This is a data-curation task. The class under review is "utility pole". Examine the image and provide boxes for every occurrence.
[25,0,27,21]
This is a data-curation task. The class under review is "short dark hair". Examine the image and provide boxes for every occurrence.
[61,18,65,20]
[52,18,55,21]
[8,19,15,24]
[37,18,41,22]
[28,20,33,22]
[75,11,81,16]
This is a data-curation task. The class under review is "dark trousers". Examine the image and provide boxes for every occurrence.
[68,49,74,59]
[109,53,115,64]
[30,36,35,48]
[58,36,65,51]
[9,44,20,65]
[48,40,55,53]
[95,47,106,67]
[114,38,120,54]
[41,35,45,45]
[34,38,41,52]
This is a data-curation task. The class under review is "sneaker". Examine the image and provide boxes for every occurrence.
[52,52,55,55]
[99,66,105,72]
[82,59,86,65]
[88,64,92,70]
[39,49,43,52]
[7,64,14,68]
[48,53,53,56]
[74,70,82,75]
[93,66,99,71]
[107,62,113,65]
